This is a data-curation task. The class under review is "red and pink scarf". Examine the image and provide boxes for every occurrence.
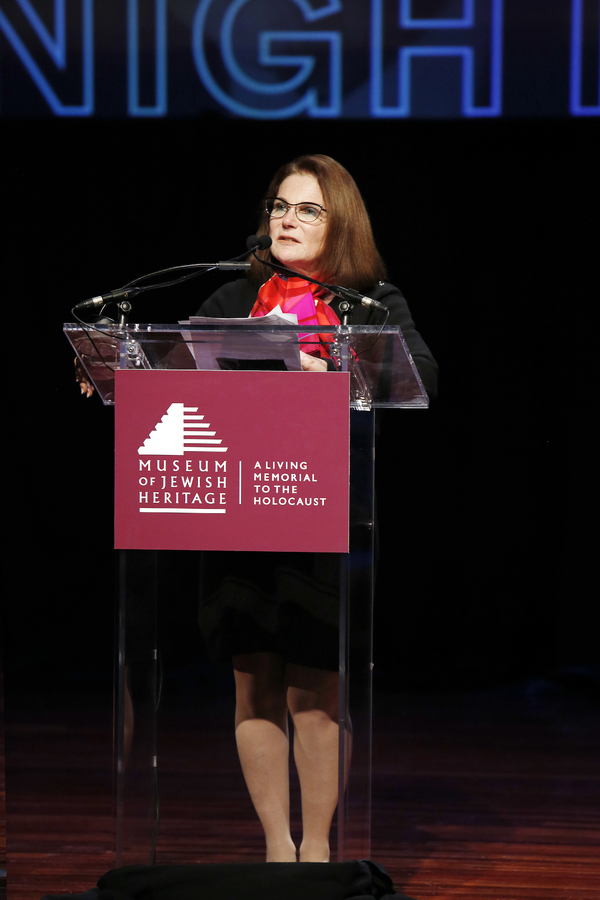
[250,274,339,359]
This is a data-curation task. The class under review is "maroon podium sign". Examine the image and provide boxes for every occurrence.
[114,369,350,553]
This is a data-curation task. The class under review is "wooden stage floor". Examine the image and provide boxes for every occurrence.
[3,681,600,900]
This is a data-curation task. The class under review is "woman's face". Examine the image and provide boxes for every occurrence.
[268,173,327,278]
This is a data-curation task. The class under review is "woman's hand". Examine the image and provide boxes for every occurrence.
[75,358,95,398]
[300,352,327,372]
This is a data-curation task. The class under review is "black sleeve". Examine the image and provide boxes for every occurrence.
[331,282,438,398]
[373,283,438,399]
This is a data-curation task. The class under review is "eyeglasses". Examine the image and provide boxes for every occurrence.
[265,197,327,224]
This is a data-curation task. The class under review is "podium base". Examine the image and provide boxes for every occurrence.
[40,861,418,900]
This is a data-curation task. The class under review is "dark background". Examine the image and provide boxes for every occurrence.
[4,114,598,708]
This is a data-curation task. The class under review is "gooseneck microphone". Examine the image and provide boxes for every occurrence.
[72,234,388,317]
[247,235,388,311]
[73,240,260,313]
[73,286,142,312]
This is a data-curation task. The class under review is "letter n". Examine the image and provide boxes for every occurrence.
[0,0,94,115]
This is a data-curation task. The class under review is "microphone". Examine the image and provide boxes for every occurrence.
[73,239,259,314]
[73,286,142,312]
[249,243,387,311]
[326,284,387,311]
[246,234,273,251]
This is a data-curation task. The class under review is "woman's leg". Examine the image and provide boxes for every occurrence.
[233,652,297,862]
[286,664,340,862]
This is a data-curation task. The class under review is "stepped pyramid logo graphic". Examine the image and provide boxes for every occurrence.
[138,403,228,455]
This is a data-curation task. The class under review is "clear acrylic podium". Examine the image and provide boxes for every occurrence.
[64,318,428,866]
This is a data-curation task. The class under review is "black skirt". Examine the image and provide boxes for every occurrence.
[199,550,341,672]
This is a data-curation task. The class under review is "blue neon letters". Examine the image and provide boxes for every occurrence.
[0,0,598,117]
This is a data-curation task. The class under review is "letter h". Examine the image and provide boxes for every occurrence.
[370,0,504,117]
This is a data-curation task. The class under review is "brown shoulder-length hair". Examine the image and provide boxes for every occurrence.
[249,154,387,290]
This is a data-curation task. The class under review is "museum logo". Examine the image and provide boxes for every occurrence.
[136,403,229,514]
[138,403,228,455]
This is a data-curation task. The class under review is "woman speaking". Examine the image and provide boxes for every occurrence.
[197,154,437,863]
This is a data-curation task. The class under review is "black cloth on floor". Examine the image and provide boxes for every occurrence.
[40,861,418,900]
